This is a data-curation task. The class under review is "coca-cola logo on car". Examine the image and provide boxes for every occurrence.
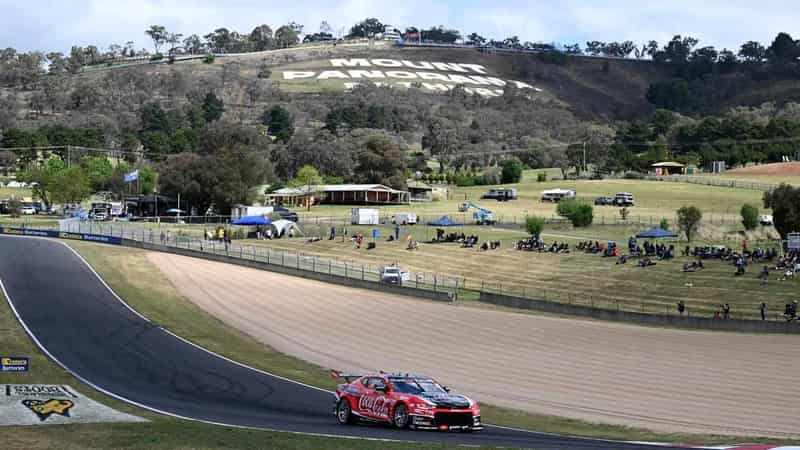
[358,395,390,417]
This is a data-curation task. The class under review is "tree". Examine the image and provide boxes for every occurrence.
[556,199,594,227]
[250,25,274,51]
[354,134,406,188]
[202,92,225,122]
[49,166,92,205]
[739,41,766,63]
[740,204,760,230]
[80,156,114,191]
[18,157,66,209]
[768,32,799,64]
[262,105,294,143]
[500,158,523,184]
[347,18,384,38]
[659,218,669,231]
[467,33,486,46]
[158,153,216,215]
[289,165,323,210]
[183,34,205,54]
[145,25,168,54]
[275,25,299,48]
[763,184,800,239]
[677,206,703,242]
[525,215,545,238]
[210,146,272,214]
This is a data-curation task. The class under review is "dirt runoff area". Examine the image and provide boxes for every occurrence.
[149,252,799,438]
[726,161,800,176]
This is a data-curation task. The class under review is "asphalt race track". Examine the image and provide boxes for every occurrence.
[0,236,680,450]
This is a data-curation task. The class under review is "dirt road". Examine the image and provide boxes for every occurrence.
[149,252,799,437]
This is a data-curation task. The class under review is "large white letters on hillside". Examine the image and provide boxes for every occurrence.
[283,58,543,97]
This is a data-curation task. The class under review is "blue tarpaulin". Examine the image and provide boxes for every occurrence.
[231,216,272,226]
[428,216,463,227]
[636,227,678,239]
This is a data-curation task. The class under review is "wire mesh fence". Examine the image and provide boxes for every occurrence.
[58,221,462,297]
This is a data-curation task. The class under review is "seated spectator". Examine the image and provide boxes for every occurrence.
[616,255,628,265]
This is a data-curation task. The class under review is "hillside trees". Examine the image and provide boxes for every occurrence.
[353,133,407,188]
[261,105,294,142]
[145,25,168,54]
[347,18,385,38]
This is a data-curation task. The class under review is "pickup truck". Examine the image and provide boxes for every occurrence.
[379,266,410,285]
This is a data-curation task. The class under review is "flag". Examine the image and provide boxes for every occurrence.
[124,170,139,183]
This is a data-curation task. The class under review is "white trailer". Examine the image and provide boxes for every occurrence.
[391,212,418,225]
[232,205,274,221]
[351,208,380,225]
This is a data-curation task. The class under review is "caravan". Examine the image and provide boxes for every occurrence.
[541,189,576,203]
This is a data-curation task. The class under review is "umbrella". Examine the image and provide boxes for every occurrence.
[231,215,272,226]
[636,227,678,239]
[428,216,463,227]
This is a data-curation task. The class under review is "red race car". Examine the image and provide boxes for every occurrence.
[331,371,482,432]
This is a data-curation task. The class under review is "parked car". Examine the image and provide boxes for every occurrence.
[614,192,635,207]
[594,196,615,206]
[20,205,37,215]
[760,214,774,226]
[273,206,298,222]
[380,266,410,285]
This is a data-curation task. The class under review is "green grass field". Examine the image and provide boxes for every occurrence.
[296,174,767,226]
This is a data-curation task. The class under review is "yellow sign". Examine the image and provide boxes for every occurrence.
[22,399,75,421]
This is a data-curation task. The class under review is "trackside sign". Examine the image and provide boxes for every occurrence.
[0,227,122,245]
[281,58,544,97]
[1,357,29,372]
[0,384,145,426]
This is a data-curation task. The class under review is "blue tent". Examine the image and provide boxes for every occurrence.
[636,227,678,239]
[231,216,272,226]
[428,216,462,227]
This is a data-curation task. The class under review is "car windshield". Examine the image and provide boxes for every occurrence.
[391,378,447,395]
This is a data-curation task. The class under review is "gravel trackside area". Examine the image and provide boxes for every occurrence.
[149,252,800,438]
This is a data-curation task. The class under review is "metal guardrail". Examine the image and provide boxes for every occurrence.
[645,175,779,191]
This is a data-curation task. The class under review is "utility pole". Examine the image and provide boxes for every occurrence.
[582,141,587,174]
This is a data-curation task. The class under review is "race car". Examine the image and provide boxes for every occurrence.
[331,370,482,432]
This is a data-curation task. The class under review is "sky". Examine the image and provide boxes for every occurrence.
[1,0,798,54]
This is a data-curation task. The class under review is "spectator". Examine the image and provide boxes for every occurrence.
[760,302,768,321]
[394,224,400,241]
[329,226,336,240]
[677,301,686,316]
[760,266,769,286]
[723,303,731,319]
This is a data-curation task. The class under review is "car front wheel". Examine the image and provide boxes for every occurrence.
[336,399,355,425]
[392,404,410,429]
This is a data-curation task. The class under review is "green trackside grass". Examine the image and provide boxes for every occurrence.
[15,241,789,446]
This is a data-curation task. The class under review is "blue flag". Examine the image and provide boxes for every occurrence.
[124,170,139,183]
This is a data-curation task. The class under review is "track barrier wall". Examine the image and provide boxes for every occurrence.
[479,291,800,334]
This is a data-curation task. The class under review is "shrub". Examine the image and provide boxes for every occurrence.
[677,206,703,242]
[623,171,645,179]
[740,204,759,230]
[454,174,477,187]
[525,215,545,238]
[557,199,594,227]
[660,218,670,231]
[257,64,272,79]
[500,159,523,184]
[536,172,547,182]
[619,207,630,220]
[8,197,21,218]
[203,54,216,64]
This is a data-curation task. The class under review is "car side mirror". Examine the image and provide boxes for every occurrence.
[375,385,387,393]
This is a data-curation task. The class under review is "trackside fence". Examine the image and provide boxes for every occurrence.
[57,221,461,300]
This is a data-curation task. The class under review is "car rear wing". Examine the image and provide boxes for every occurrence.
[330,370,368,383]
